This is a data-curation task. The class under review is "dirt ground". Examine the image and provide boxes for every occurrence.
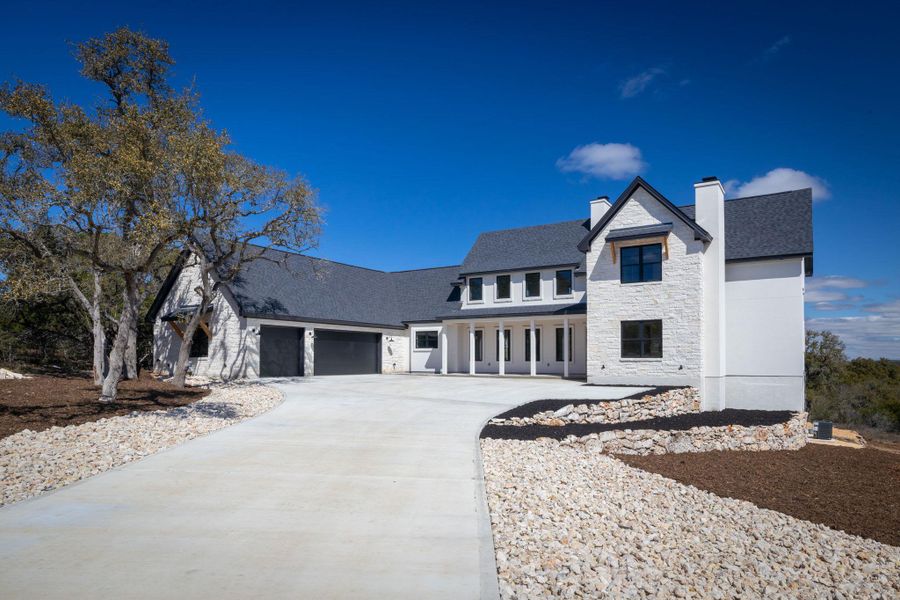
[620,444,900,547]
[0,374,210,439]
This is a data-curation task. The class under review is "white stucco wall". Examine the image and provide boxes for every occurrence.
[460,267,586,310]
[410,324,443,372]
[722,257,806,411]
[585,187,705,386]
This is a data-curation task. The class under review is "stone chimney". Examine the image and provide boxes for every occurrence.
[693,176,727,410]
[590,196,611,228]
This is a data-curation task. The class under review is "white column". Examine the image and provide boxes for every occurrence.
[498,321,505,376]
[563,316,570,378]
[469,322,476,375]
[529,320,537,376]
[440,326,448,375]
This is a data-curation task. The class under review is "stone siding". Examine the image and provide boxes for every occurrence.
[585,187,705,386]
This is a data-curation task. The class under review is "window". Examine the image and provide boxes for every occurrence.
[474,330,483,361]
[620,243,662,284]
[621,320,662,358]
[468,277,483,301]
[555,327,573,362]
[524,328,541,361]
[495,274,511,300]
[525,272,541,298]
[495,329,511,362]
[415,331,439,349]
[555,269,573,296]
[190,326,209,358]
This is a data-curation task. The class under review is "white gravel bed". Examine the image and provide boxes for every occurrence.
[0,382,282,506]
[482,438,900,599]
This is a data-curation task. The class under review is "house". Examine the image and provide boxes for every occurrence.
[149,176,813,411]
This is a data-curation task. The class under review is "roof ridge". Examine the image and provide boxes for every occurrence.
[247,242,388,274]
[390,265,460,274]
[677,188,814,208]
[476,218,588,236]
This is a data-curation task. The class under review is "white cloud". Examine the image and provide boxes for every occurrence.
[806,275,867,291]
[619,68,665,99]
[759,35,792,61]
[806,313,900,359]
[727,168,831,201]
[556,143,646,180]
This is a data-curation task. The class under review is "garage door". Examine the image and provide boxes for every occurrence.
[259,326,304,377]
[314,330,381,375]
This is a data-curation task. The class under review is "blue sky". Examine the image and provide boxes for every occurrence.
[2,1,898,358]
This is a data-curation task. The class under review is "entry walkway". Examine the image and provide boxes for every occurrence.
[0,375,643,599]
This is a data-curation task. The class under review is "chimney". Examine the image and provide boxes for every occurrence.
[590,196,611,228]
[693,176,726,410]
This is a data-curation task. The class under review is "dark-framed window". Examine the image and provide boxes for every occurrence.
[620,243,662,284]
[190,326,209,358]
[415,330,439,349]
[495,274,511,300]
[525,272,541,298]
[524,328,541,361]
[555,269,573,296]
[495,329,511,362]
[555,327,573,362]
[621,320,662,358]
[468,277,483,301]
[474,330,483,361]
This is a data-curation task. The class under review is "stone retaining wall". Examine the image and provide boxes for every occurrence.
[491,387,701,427]
[554,412,808,455]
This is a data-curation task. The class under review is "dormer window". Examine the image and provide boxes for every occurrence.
[524,272,541,298]
[621,244,662,283]
[468,277,483,301]
[495,274,511,300]
[555,269,573,296]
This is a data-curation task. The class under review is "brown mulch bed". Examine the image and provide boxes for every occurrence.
[0,374,210,439]
[619,444,900,546]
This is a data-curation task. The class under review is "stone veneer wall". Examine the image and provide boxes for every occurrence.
[381,331,409,374]
[557,412,808,455]
[584,187,706,386]
[491,387,701,426]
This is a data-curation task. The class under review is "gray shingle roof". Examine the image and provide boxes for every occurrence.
[459,219,591,275]
[606,223,673,242]
[679,188,813,262]
[228,247,461,328]
[437,302,586,321]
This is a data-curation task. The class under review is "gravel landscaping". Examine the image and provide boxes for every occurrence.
[0,374,211,438]
[0,382,282,506]
[482,438,900,599]
[620,444,900,547]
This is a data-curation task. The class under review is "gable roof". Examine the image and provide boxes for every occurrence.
[459,219,590,276]
[678,188,813,265]
[577,177,712,252]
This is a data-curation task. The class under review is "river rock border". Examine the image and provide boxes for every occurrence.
[0,382,283,506]
[551,411,808,455]
[490,387,701,427]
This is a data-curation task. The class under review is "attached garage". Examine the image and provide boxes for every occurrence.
[314,329,381,375]
[259,326,305,377]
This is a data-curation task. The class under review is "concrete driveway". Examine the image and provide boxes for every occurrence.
[0,375,644,599]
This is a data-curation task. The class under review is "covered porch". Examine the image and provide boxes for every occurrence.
[437,307,587,378]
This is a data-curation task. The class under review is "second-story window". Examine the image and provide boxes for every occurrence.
[496,274,511,300]
[621,243,662,283]
[525,272,541,298]
[468,277,483,301]
[555,269,573,296]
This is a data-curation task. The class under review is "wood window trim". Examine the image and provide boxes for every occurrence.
[610,235,668,264]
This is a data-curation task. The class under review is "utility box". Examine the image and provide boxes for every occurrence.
[812,420,833,440]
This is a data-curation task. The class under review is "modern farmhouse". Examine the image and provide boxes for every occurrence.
[150,176,813,411]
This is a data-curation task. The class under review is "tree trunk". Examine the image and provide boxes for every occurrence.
[99,276,139,403]
[91,272,107,386]
[124,322,138,380]
[171,304,205,388]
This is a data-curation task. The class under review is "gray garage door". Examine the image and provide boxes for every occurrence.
[314,330,381,375]
[259,326,304,377]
